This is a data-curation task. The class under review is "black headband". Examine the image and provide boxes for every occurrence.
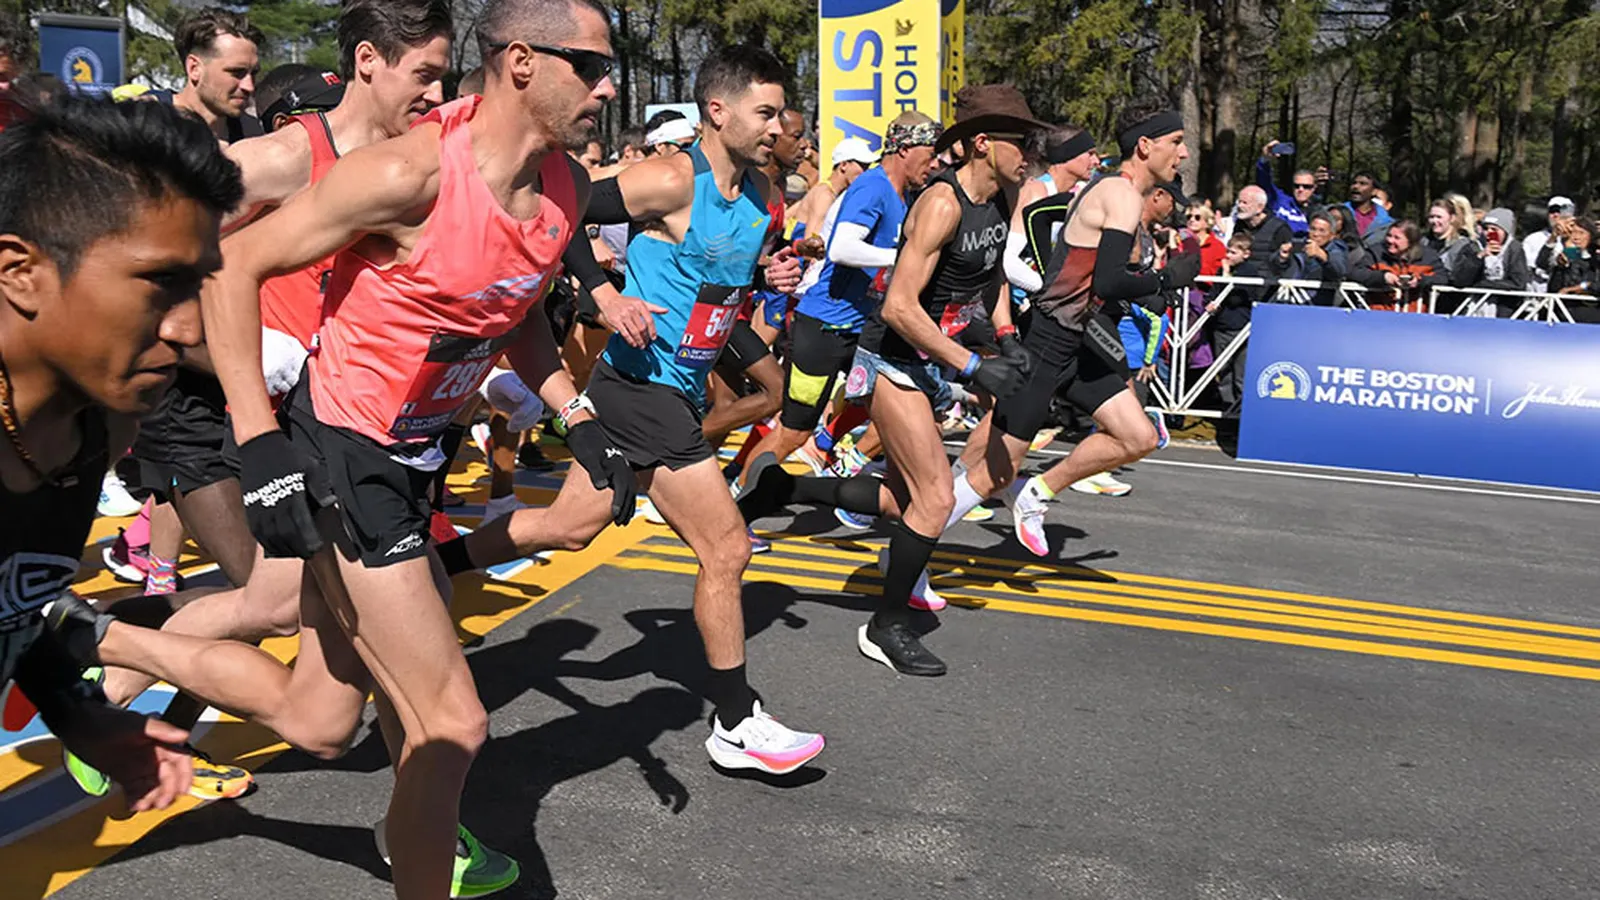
[1117,111,1183,158]
[1047,131,1098,165]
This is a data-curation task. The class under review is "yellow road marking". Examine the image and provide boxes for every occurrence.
[609,554,1600,682]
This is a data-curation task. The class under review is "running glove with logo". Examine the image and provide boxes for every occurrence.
[239,431,335,558]
[565,420,638,526]
[966,356,1028,400]
[998,331,1033,376]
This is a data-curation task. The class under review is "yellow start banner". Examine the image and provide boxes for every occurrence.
[818,0,965,161]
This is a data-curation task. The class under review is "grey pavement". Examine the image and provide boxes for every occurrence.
[44,443,1600,900]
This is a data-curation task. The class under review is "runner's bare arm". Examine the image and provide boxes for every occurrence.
[221,128,314,232]
[207,130,443,444]
[879,183,969,369]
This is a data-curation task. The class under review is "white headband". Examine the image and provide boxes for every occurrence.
[646,118,697,146]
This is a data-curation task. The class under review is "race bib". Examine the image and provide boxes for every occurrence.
[390,330,520,439]
[937,293,986,338]
[863,266,892,308]
[675,282,749,365]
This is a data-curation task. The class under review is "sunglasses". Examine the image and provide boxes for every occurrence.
[1186,212,1206,220]
[483,41,614,85]
[1293,182,1316,190]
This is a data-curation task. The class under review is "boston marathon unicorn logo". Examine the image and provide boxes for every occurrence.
[61,46,103,86]
[1257,362,1311,401]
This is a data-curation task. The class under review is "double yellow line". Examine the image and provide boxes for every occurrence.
[612,536,1600,682]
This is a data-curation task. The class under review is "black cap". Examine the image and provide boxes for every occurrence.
[260,70,344,131]
[1155,177,1190,210]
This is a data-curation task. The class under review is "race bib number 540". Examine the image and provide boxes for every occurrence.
[675,283,749,365]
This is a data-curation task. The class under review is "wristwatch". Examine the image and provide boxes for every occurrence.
[586,225,601,240]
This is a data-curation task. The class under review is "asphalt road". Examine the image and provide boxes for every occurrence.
[20,441,1600,900]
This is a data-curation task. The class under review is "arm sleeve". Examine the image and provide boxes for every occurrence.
[561,234,612,293]
[1003,230,1043,293]
[828,222,897,269]
[1021,197,1071,267]
[1092,229,1163,301]
[583,176,630,225]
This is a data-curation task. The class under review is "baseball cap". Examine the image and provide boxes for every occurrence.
[1548,195,1576,215]
[260,70,344,130]
[831,136,878,168]
[1155,177,1190,210]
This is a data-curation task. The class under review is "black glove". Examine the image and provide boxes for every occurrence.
[997,331,1032,376]
[565,419,638,526]
[1159,249,1202,290]
[239,430,334,558]
[965,356,1028,400]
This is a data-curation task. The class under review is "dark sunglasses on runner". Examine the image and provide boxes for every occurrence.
[482,41,614,85]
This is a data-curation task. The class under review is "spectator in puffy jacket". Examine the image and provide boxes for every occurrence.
[1350,220,1442,311]
[1425,193,1482,292]
[1539,216,1598,323]
[1290,212,1349,306]
[1458,207,1531,316]
[1328,204,1375,273]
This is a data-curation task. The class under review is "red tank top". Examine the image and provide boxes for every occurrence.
[259,112,340,348]
[308,96,576,445]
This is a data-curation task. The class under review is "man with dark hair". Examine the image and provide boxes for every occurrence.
[431,43,825,777]
[1341,171,1394,256]
[337,0,454,82]
[571,136,604,167]
[0,94,245,816]
[945,96,1191,560]
[172,6,264,142]
[1256,140,1317,242]
[615,125,647,163]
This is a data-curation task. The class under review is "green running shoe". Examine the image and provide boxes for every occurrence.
[61,668,109,797]
[374,819,521,898]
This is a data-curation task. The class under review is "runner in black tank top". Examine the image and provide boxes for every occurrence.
[0,93,246,812]
[738,85,1045,677]
[942,98,1198,559]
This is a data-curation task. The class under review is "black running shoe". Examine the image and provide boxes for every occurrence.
[517,441,557,471]
[857,619,947,676]
[41,592,111,667]
[735,452,796,523]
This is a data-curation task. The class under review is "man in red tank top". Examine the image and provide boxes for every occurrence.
[83,3,630,898]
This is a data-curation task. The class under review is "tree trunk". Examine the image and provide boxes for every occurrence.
[1178,17,1202,195]
[1470,106,1499,208]
[617,0,633,128]
[671,25,684,102]
[1504,70,1533,208]
[1198,0,1240,204]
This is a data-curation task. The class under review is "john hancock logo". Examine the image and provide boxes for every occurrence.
[1257,361,1311,401]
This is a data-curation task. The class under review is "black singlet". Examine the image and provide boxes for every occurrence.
[861,168,1009,362]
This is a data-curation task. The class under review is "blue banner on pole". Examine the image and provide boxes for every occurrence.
[37,16,125,97]
[1239,305,1600,493]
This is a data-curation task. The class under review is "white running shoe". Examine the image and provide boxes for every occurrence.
[1029,427,1062,453]
[481,493,526,523]
[791,444,829,476]
[1011,480,1051,557]
[1069,471,1132,497]
[97,472,142,518]
[876,547,946,611]
[705,700,824,775]
[638,497,666,525]
[835,508,874,530]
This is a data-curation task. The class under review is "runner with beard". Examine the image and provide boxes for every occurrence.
[947,98,1196,557]
[43,2,625,896]
[737,85,1044,676]
[429,46,826,776]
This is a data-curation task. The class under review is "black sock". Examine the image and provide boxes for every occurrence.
[161,692,207,730]
[431,423,468,509]
[735,453,796,523]
[436,537,476,576]
[706,663,755,730]
[875,521,939,629]
[792,473,881,515]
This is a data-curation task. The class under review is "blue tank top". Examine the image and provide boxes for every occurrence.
[602,145,774,402]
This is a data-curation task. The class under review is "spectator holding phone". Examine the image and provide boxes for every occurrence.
[1290,212,1349,305]
[1539,216,1598,322]
[1257,140,1317,243]
[1350,220,1442,311]
[1458,207,1531,315]
[1523,195,1577,293]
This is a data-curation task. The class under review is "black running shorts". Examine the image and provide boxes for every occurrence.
[992,313,1129,441]
[779,313,860,432]
[283,380,435,568]
[586,361,714,472]
[120,369,240,499]
[715,319,771,373]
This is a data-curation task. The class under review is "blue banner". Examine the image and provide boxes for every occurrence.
[37,16,124,97]
[1240,305,1600,493]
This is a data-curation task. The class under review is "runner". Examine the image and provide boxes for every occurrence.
[169,7,264,142]
[949,97,1195,557]
[430,45,825,776]
[734,111,940,487]
[45,4,625,898]
[738,85,1044,676]
[0,93,232,816]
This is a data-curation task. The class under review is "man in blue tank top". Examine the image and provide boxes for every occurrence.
[433,45,825,778]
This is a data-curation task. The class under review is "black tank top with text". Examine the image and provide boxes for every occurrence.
[862,168,1009,362]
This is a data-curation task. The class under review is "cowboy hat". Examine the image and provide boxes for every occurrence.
[933,83,1049,154]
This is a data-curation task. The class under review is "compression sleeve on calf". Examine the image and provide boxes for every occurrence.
[1092,229,1163,301]
[562,235,612,293]
[828,222,897,269]
[584,176,630,224]
[1003,230,1044,293]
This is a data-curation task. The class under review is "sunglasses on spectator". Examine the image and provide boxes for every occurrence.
[1293,181,1316,190]
[1186,213,1206,221]
[482,41,614,85]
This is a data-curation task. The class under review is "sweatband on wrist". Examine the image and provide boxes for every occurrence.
[995,324,1018,340]
[960,352,980,378]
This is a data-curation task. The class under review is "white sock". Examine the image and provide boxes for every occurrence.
[946,470,986,530]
